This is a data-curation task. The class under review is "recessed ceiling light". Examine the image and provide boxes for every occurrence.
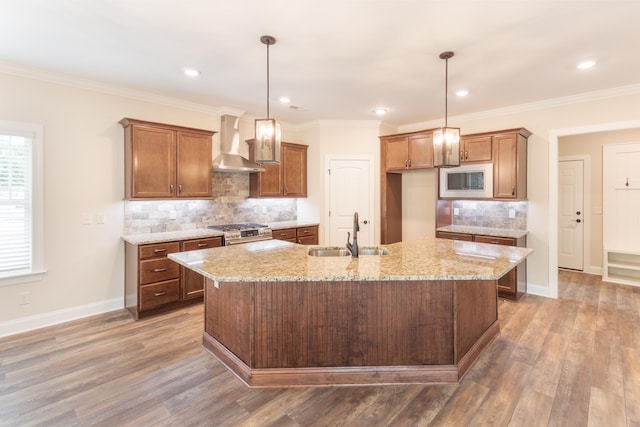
[279,96,291,103]
[374,108,387,116]
[183,68,201,77]
[456,90,469,97]
[577,60,596,70]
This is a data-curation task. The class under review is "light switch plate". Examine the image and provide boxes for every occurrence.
[509,209,516,218]
[453,208,459,216]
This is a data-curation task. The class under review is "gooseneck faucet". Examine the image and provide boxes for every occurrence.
[346,211,359,258]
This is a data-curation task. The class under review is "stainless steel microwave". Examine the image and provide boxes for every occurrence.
[439,163,493,198]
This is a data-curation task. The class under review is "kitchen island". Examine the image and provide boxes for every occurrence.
[169,238,532,387]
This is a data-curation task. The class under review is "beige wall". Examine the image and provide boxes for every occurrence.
[2,67,640,333]
[398,91,640,296]
[559,128,640,272]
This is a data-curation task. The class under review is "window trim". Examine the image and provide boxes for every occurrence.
[0,120,45,286]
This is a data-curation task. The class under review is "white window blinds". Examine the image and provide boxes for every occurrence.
[0,121,43,284]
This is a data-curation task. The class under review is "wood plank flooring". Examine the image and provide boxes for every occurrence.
[1,270,640,426]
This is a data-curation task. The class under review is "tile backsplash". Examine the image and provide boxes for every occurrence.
[451,200,527,230]
[124,172,297,234]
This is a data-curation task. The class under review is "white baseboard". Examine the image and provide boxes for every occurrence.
[526,282,552,298]
[0,297,124,338]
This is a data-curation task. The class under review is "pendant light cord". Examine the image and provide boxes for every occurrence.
[266,41,270,120]
[444,56,448,128]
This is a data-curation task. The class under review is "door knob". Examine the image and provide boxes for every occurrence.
[575,219,582,223]
[576,211,581,215]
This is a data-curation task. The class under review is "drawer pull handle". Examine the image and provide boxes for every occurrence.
[153,268,167,272]
[154,248,166,253]
[303,230,310,234]
[280,233,288,236]
[154,292,166,297]
[187,290,202,295]
[198,243,208,247]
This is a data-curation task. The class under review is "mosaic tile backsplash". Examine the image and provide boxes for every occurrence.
[451,200,527,230]
[124,172,297,235]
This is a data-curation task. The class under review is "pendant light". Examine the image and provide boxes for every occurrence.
[254,35,281,164]
[433,51,461,168]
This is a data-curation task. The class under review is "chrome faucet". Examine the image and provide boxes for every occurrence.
[346,211,359,258]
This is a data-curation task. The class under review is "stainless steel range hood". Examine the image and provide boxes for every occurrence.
[212,115,265,172]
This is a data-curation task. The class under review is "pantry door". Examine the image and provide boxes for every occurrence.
[326,156,374,246]
[558,159,584,270]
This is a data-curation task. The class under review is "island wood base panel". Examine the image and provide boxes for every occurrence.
[203,278,499,387]
[203,320,500,387]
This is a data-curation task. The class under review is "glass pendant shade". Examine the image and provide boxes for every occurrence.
[254,118,281,164]
[433,126,460,167]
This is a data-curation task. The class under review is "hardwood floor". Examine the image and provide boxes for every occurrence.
[1,270,639,426]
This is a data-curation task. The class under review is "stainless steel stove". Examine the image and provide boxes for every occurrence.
[207,223,273,246]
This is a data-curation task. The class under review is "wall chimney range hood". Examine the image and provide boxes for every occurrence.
[212,115,265,172]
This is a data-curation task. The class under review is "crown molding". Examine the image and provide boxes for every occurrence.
[0,61,226,115]
[398,83,640,133]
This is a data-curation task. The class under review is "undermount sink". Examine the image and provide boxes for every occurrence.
[307,247,390,257]
[359,247,390,256]
[307,247,351,257]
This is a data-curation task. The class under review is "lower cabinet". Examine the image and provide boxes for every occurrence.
[125,236,222,319]
[436,231,527,300]
[273,225,319,245]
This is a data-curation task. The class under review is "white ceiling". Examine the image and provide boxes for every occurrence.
[2,0,640,126]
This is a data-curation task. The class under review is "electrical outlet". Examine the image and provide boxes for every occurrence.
[169,210,177,220]
[453,208,460,216]
[262,206,267,213]
[19,292,29,305]
[509,209,516,219]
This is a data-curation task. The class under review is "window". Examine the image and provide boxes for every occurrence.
[0,121,44,285]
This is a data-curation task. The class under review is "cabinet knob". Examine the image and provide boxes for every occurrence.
[511,187,516,196]
[170,184,174,193]
[178,184,182,193]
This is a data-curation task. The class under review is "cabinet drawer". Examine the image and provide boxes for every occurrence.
[436,231,473,241]
[140,258,180,284]
[274,228,297,240]
[139,242,180,260]
[474,235,515,246]
[182,237,222,251]
[297,235,318,245]
[139,279,180,310]
[297,226,317,237]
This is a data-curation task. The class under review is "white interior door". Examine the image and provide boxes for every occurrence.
[558,159,584,270]
[326,157,373,246]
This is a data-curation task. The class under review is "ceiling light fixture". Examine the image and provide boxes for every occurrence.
[433,51,461,168]
[577,60,596,69]
[375,108,387,116]
[279,96,291,104]
[456,89,469,97]
[183,68,200,77]
[254,35,281,164]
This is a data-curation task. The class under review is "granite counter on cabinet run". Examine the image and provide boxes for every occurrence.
[169,238,532,387]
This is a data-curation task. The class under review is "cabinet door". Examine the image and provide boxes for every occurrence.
[461,135,492,163]
[181,237,222,299]
[297,225,318,245]
[474,235,517,295]
[176,131,212,198]
[493,134,518,199]
[282,143,308,197]
[383,136,409,171]
[131,125,176,198]
[408,133,433,168]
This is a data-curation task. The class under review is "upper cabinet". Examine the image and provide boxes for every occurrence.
[492,129,531,200]
[459,135,492,163]
[381,131,433,172]
[247,140,308,198]
[120,118,215,200]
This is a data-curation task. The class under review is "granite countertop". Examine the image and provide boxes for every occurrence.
[122,229,224,245]
[437,225,528,239]
[268,220,319,230]
[168,237,533,283]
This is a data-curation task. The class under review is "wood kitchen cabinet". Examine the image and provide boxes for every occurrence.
[247,140,308,198]
[124,235,222,319]
[381,131,433,171]
[273,225,319,245]
[459,135,492,163]
[120,118,215,200]
[436,231,527,300]
[181,237,222,299]
[493,129,531,200]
